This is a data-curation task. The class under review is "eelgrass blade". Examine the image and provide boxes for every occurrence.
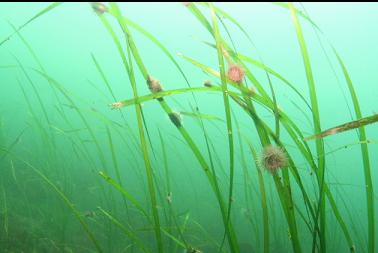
[209,4,281,139]
[0,127,27,162]
[247,142,269,253]
[1,183,8,238]
[32,69,108,171]
[9,21,69,125]
[106,4,164,251]
[114,86,223,108]
[179,111,224,122]
[93,8,158,162]
[236,53,311,111]
[273,5,367,250]
[273,2,321,30]
[99,171,149,218]
[98,207,150,253]
[105,126,130,216]
[288,3,326,251]
[115,15,192,89]
[209,4,238,252]
[126,55,164,253]
[334,51,374,253]
[99,170,188,251]
[0,2,62,46]
[305,113,378,141]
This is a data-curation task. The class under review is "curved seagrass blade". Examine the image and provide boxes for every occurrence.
[0,2,62,46]
[305,114,378,141]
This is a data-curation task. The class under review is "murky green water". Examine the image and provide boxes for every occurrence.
[0,3,377,253]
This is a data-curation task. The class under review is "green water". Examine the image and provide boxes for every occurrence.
[0,2,377,253]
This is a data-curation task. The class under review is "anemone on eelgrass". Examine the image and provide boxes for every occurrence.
[227,64,245,84]
[259,145,288,174]
[91,2,108,15]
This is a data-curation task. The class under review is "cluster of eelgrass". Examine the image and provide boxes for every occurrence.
[0,2,375,253]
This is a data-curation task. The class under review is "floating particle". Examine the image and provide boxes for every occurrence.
[110,101,124,109]
[203,80,213,87]
[166,192,172,204]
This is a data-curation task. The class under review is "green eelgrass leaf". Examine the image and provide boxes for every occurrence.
[209,4,238,253]
[0,2,62,46]
[334,51,374,253]
[97,207,150,253]
[107,4,164,252]
[305,114,378,141]
[179,111,224,122]
[288,3,326,252]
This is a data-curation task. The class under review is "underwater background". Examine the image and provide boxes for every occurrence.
[0,2,377,253]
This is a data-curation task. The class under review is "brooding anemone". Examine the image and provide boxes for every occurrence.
[227,64,245,83]
[91,2,108,15]
[260,145,288,174]
[147,75,163,93]
[168,112,182,128]
[147,75,164,101]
